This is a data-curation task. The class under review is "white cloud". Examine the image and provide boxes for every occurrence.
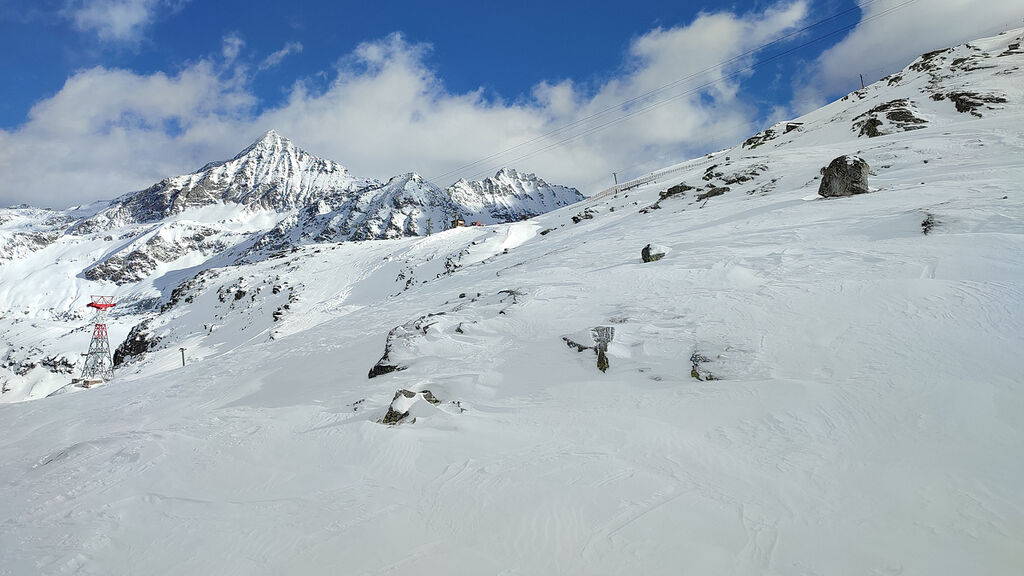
[794,0,1024,112]
[0,62,254,207]
[1,1,811,208]
[259,42,303,71]
[222,33,245,63]
[63,0,187,43]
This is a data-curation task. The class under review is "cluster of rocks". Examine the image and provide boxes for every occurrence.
[852,99,928,138]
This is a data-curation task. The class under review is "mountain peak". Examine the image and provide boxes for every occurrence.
[233,129,292,160]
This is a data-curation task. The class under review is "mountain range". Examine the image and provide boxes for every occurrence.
[2,130,583,285]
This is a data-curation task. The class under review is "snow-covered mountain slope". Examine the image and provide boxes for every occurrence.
[71,130,374,235]
[0,128,581,298]
[1,29,1023,576]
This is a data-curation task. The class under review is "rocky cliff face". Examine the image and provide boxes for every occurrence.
[247,169,586,254]
[447,168,584,223]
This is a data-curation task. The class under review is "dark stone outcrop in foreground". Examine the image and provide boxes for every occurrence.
[818,156,870,198]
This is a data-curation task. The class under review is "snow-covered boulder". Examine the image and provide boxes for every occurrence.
[818,155,870,197]
[641,243,671,262]
[380,389,441,425]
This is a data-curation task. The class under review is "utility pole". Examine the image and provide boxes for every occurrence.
[179,347,186,367]
[612,172,619,193]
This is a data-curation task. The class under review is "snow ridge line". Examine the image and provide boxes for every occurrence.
[591,154,721,199]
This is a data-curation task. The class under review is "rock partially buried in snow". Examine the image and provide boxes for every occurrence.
[818,155,870,197]
[379,389,441,425]
[641,243,671,263]
[562,326,615,373]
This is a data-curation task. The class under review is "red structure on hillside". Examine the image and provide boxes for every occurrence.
[79,296,115,385]
[87,296,116,311]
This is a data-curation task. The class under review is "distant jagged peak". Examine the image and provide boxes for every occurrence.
[452,168,546,189]
[193,129,348,176]
[450,168,574,196]
[232,129,291,160]
[388,172,426,184]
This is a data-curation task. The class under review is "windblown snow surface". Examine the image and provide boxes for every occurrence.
[1,30,1023,575]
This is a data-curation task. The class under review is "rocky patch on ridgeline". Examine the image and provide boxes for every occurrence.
[818,156,870,198]
[84,223,228,285]
[741,121,802,150]
[640,183,695,212]
[853,99,928,137]
[932,91,1008,117]
[660,182,695,200]
[909,47,954,73]
[697,187,730,202]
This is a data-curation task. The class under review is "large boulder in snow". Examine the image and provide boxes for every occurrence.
[641,243,670,262]
[818,156,870,197]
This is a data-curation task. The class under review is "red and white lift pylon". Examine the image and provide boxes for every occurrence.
[79,295,115,387]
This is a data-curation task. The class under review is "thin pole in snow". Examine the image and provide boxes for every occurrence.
[860,74,865,89]
[179,347,186,367]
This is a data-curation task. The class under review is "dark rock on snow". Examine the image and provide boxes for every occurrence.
[113,320,161,367]
[818,156,870,198]
[641,243,670,263]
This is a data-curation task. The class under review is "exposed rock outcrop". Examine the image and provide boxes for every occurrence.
[113,320,161,367]
[563,326,615,373]
[818,156,870,198]
[379,389,442,425]
[367,313,444,378]
[641,244,670,263]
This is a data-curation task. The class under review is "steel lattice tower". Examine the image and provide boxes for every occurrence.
[81,296,115,382]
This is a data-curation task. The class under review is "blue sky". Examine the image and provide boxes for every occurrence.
[0,0,845,129]
[1,0,1021,207]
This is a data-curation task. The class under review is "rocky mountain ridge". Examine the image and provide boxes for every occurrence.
[0,131,583,283]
